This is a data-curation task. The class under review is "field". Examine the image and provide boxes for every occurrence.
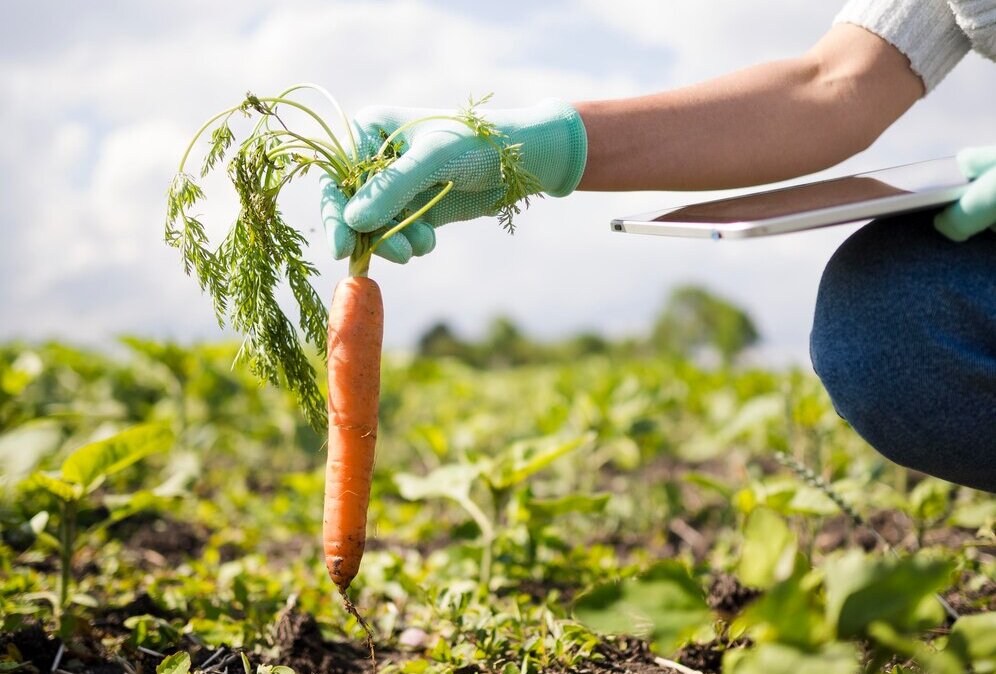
[1,336,994,674]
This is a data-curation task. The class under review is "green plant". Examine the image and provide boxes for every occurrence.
[2,339,994,673]
[23,422,173,620]
[395,432,594,588]
[166,86,541,431]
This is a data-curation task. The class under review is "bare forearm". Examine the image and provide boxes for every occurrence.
[575,25,923,191]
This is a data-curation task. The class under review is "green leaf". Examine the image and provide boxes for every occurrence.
[0,420,63,490]
[948,498,996,528]
[785,485,839,517]
[62,423,173,492]
[573,560,710,653]
[69,592,99,607]
[823,550,953,638]
[488,432,594,490]
[683,472,734,499]
[156,651,191,674]
[186,616,245,647]
[723,643,857,674]
[26,471,83,502]
[948,612,996,672]
[737,507,797,589]
[524,493,610,520]
[739,565,830,650]
[866,621,964,674]
[395,464,482,504]
[124,615,180,649]
[908,480,952,523]
[28,510,49,535]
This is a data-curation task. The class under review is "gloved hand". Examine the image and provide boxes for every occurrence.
[934,145,996,242]
[320,176,423,264]
[322,98,587,263]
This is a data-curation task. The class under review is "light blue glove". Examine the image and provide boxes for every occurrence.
[934,145,996,242]
[322,98,587,264]
[320,175,428,264]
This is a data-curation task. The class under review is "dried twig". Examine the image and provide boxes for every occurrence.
[654,656,704,674]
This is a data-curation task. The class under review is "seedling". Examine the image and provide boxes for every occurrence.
[395,432,595,588]
[23,422,173,623]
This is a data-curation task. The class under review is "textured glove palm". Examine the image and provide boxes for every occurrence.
[321,98,587,264]
[934,145,996,241]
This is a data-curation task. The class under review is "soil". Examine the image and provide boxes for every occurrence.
[813,509,993,557]
[589,637,674,674]
[943,574,996,617]
[496,577,579,604]
[8,497,988,674]
[271,608,384,674]
[96,591,176,630]
[591,530,678,564]
[114,513,209,565]
[0,624,61,672]
[675,638,750,674]
[813,509,916,553]
[706,573,762,618]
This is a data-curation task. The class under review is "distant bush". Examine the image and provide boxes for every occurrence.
[651,285,759,365]
[416,285,759,368]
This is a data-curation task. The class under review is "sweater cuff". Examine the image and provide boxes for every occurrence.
[834,0,971,93]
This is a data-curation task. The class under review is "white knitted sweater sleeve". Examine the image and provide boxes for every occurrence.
[834,0,971,92]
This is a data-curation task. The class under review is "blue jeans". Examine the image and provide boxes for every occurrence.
[811,211,996,493]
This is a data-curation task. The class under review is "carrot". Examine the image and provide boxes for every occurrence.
[323,276,383,594]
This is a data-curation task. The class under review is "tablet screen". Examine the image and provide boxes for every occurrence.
[652,159,967,224]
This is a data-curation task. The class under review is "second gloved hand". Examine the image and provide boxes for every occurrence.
[323,98,587,264]
[934,145,996,242]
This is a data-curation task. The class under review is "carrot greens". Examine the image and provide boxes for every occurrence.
[165,85,540,431]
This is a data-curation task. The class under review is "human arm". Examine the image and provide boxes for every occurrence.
[329,23,929,261]
[576,24,924,191]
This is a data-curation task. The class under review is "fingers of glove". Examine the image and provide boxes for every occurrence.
[370,225,414,264]
[344,139,461,233]
[320,176,356,259]
[956,145,996,179]
[399,219,436,257]
[407,186,505,227]
[934,167,996,241]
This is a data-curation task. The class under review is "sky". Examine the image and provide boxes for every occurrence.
[1,0,994,363]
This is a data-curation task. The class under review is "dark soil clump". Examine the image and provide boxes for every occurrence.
[124,515,208,564]
[0,624,61,672]
[589,637,667,673]
[943,574,996,617]
[97,591,174,631]
[706,573,762,618]
[815,510,914,554]
[272,608,376,673]
[675,640,724,674]
[497,577,578,604]
[675,638,750,674]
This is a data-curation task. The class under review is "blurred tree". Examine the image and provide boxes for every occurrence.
[564,331,610,359]
[416,322,471,361]
[479,316,541,368]
[651,285,759,365]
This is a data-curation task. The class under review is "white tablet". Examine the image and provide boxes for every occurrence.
[610,157,969,239]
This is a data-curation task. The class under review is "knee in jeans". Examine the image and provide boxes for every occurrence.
[810,218,996,492]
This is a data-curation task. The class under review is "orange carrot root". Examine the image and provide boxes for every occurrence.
[323,276,383,594]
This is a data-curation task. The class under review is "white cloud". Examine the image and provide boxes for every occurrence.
[576,0,839,84]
